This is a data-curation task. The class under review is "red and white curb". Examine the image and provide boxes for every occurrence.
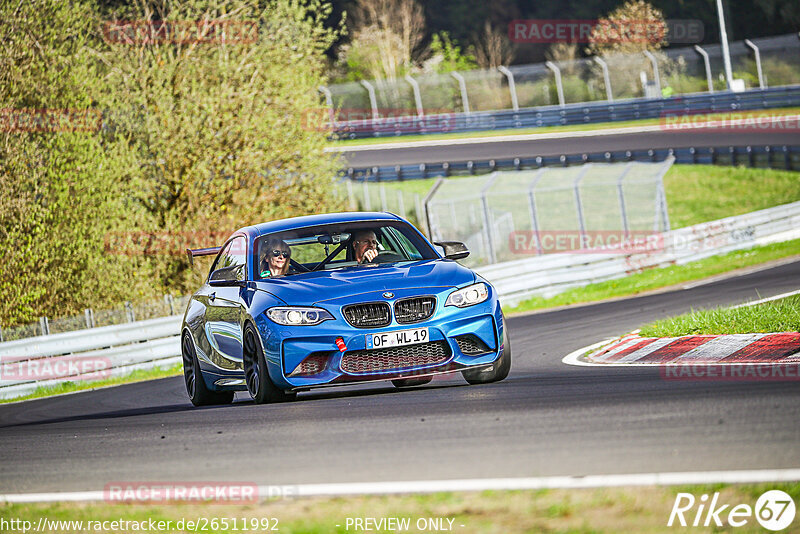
[563,332,800,367]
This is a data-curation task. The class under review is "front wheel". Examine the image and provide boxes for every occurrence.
[243,323,295,404]
[182,333,234,406]
[461,318,512,385]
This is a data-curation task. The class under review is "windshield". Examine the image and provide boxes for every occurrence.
[254,220,438,279]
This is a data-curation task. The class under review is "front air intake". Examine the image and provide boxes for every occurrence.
[342,302,391,328]
[394,296,436,324]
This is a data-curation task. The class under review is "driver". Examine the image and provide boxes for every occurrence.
[352,230,379,264]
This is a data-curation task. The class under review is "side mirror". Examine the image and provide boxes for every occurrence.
[209,265,245,286]
[434,241,470,260]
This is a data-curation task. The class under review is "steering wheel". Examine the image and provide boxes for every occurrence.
[365,250,404,264]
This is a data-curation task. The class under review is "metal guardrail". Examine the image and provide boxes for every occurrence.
[0,317,182,400]
[1,200,798,399]
[335,85,800,139]
[478,200,800,304]
[344,145,800,182]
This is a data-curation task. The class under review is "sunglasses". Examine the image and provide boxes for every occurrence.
[271,249,290,258]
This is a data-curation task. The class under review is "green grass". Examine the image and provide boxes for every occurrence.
[639,295,800,337]
[504,239,800,315]
[3,483,798,533]
[0,362,182,404]
[329,107,800,147]
[664,165,800,228]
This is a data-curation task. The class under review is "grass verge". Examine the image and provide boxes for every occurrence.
[0,362,182,404]
[2,483,797,533]
[329,106,800,147]
[639,295,800,337]
[504,239,800,315]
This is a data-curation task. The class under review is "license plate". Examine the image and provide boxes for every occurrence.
[366,327,428,350]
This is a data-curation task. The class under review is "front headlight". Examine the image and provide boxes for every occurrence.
[445,282,489,308]
[266,307,333,326]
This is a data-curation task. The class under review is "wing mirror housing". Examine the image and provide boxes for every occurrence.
[434,241,470,260]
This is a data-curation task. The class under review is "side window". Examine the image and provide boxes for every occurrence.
[384,226,423,260]
[209,236,247,281]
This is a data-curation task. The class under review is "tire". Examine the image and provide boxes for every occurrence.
[461,316,512,385]
[392,376,433,388]
[242,323,295,404]
[182,333,235,406]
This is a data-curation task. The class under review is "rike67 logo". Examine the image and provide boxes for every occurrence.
[668,490,796,531]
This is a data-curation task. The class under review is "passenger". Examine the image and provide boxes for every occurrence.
[352,230,379,264]
[260,238,291,277]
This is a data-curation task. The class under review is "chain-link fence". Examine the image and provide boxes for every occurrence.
[0,294,191,342]
[326,34,800,117]
[426,159,673,268]
[340,159,673,268]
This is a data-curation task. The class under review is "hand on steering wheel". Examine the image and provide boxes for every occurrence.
[361,249,379,263]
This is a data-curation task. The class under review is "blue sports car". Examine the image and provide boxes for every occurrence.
[181,212,511,405]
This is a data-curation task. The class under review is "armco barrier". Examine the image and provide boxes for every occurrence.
[1,201,798,399]
[335,85,800,139]
[344,145,800,181]
[0,317,182,400]
[478,200,800,304]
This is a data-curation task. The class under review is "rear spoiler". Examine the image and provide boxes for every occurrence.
[186,246,221,267]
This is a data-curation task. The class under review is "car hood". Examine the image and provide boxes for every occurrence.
[252,259,476,306]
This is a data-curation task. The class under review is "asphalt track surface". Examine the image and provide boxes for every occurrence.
[1,260,799,494]
[340,129,800,167]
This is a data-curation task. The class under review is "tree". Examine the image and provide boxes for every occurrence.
[339,0,426,80]
[587,0,667,57]
[472,22,513,69]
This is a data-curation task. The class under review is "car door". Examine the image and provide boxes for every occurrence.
[203,235,248,372]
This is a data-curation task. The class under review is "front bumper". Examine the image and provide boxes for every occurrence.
[254,286,505,390]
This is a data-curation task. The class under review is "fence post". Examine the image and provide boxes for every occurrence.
[379,184,388,212]
[125,301,135,323]
[744,39,765,89]
[0,326,4,343]
[360,80,379,121]
[593,57,614,102]
[497,66,519,111]
[527,168,547,255]
[414,194,424,231]
[450,72,470,114]
[362,180,371,210]
[397,191,406,218]
[39,316,50,336]
[693,45,714,93]
[165,294,175,316]
[616,163,635,237]
[346,179,356,210]
[545,61,565,107]
[84,308,95,329]
[655,156,674,232]
[642,50,661,95]
[480,172,501,265]
[404,74,424,117]
[573,165,593,239]
[318,85,335,125]
[422,178,446,239]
